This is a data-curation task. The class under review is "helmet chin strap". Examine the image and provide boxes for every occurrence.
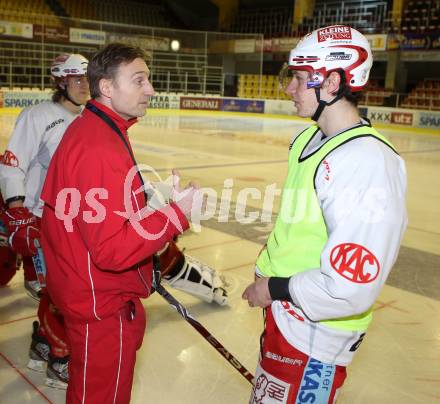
[60,88,82,107]
[311,87,343,122]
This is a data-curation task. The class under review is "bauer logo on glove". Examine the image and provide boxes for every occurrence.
[1,207,40,256]
[10,225,40,256]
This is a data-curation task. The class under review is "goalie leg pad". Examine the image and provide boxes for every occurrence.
[157,240,228,305]
[164,254,228,306]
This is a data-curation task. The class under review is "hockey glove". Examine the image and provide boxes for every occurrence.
[1,207,40,256]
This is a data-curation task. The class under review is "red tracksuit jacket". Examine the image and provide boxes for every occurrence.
[40,100,189,323]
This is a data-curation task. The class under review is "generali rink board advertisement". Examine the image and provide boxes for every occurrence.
[180,97,264,113]
[180,97,221,111]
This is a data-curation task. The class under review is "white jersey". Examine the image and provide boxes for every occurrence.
[265,123,407,366]
[0,101,78,217]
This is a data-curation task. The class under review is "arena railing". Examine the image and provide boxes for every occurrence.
[0,11,262,97]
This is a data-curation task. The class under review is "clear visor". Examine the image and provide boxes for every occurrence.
[278,63,324,91]
[278,62,293,91]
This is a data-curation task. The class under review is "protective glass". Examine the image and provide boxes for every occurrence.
[279,63,324,91]
[278,62,294,91]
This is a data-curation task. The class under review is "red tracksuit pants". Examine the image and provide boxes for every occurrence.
[65,298,146,404]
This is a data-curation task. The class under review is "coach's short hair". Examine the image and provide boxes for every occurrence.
[88,43,147,99]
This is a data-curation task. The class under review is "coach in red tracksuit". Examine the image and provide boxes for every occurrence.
[40,44,199,403]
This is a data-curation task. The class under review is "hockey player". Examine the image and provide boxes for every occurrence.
[242,25,407,403]
[0,53,90,389]
[0,54,89,300]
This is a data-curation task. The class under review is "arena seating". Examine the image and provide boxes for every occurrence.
[298,0,389,35]
[229,0,389,36]
[0,0,176,28]
[237,74,290,100]
[56,0,97,21]
[86,0,172,28]
[0,0,60,26]
[0,0,53,17]
[401,79,440,110]
[399,0,440,33]
[229,6,294,37]
[359,79,394,107]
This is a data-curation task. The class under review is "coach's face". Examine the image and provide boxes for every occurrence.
[108,57,155,120]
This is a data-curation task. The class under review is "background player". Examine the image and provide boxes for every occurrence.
[0,53,90,388]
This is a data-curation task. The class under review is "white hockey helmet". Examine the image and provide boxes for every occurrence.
[50,54,88,78]
[288,25,372,92]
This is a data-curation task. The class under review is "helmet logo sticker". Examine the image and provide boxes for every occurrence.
[318,26,352,42]
[291,56,319,64]
[63,69,79,74]
[325,52,352,61]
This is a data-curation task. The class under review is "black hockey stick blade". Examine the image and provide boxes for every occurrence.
[156,284,254,384]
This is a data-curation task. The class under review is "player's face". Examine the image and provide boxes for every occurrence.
[65,75,90,105]
[284,70,317,118]
[109,58,155,120]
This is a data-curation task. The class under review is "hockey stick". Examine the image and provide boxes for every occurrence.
[156,284,254,384]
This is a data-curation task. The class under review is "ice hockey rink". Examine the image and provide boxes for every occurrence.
[0,107,439,403]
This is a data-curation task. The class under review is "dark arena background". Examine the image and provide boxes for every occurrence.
[0,1,439,403]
